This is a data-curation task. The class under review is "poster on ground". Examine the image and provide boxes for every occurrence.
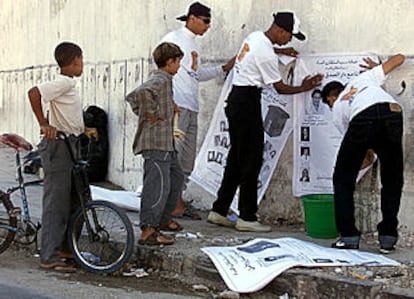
[202,237,399,293]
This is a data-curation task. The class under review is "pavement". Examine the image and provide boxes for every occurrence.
[1,143,414,298]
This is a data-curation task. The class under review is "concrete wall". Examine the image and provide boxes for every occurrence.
[1,0,414,231]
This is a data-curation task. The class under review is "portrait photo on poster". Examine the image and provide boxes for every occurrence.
[300,146,310,162]
[299,168,310,182]
[305,88,325,115]
[300,126,310,141]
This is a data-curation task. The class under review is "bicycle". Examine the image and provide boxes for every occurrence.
[0,132,135,274]
[58,131,135,273]
[0,133,42,254]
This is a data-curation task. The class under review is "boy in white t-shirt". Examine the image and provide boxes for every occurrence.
[28,42,85,273]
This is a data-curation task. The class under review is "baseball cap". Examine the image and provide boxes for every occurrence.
[177,2,211,21]
[273,12,306,41]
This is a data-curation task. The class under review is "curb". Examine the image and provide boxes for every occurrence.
[135,245,414,298]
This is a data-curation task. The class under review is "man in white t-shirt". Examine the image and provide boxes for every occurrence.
[208,12,323,232]
[321,54,405,253]
[160,2,235,219]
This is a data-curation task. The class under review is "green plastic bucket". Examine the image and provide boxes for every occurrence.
[302,194,338,238]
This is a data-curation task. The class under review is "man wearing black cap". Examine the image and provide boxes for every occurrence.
[208,12,323,232]
[160,2,235,220]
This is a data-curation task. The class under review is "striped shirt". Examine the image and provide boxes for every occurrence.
[126,70,175,154]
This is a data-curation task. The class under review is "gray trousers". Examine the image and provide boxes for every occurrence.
[175,108,198,191]
[38,136,80,264]
[140,150,184,227]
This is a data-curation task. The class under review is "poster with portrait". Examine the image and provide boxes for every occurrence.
[202,237,399,293]
[292,53,377,197]
[191,70,293,212]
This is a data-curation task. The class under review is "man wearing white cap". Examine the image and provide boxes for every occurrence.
[208,12,323,232]
[160,2,235,220]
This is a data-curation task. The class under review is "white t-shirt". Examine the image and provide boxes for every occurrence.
[332,65,396,134]
[37,74,84,136]
[232,31,282,88]
[161,27,222,112]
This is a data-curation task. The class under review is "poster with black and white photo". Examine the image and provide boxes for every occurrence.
[202,237,399,293]
[292,53,377,197]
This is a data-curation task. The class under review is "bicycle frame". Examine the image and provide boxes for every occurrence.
[0,133,42,248]
[58,132,103,243]
[6,150,43,227]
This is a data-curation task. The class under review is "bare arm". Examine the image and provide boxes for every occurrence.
[274,47,298,57]
[28,87,57,139]
[222,56,236,72]
[360,54,405,75]
[382,54,405,75]
[273,74,323,95]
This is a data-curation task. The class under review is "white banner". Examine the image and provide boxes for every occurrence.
[292,53,377,197]
[191,71,293,212]
[202,237,399,293]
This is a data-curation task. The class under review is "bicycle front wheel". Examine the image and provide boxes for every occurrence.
[68,200,134,273]
[0,193,17,254]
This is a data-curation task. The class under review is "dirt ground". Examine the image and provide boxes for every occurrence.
[0,244,212,299]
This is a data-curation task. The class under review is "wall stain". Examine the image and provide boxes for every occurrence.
[50,0,68,18]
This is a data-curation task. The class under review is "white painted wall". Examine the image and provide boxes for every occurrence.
[1,0,414,230]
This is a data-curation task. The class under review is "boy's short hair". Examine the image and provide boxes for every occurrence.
[54,42,82,67]
[321,81,345,104]
[153,42,184,68]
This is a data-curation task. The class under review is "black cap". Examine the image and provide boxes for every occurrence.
[177,2,211,21]
[273,12,306,41]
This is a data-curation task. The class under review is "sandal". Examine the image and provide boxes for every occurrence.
[159,219,183,231]
[40,261,76,273]
[138,230,175,246]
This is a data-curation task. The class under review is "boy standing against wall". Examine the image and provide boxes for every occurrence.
[126,42,185,245]
[28,41,85,273]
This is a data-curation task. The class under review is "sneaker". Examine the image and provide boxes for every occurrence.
[207,211,236,228]
[379,235,397,254]
[235,218,272,232]
[331,236,360,249]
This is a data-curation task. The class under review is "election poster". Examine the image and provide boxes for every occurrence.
[202,237,399,293]
[292,53,377,196]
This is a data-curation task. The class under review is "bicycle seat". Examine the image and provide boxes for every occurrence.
[0,133,33,152]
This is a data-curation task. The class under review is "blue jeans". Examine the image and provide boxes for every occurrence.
[333,103,403,238]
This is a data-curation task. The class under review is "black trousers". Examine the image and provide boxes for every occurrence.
[333,103,404,238]
[212,85,263,221]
